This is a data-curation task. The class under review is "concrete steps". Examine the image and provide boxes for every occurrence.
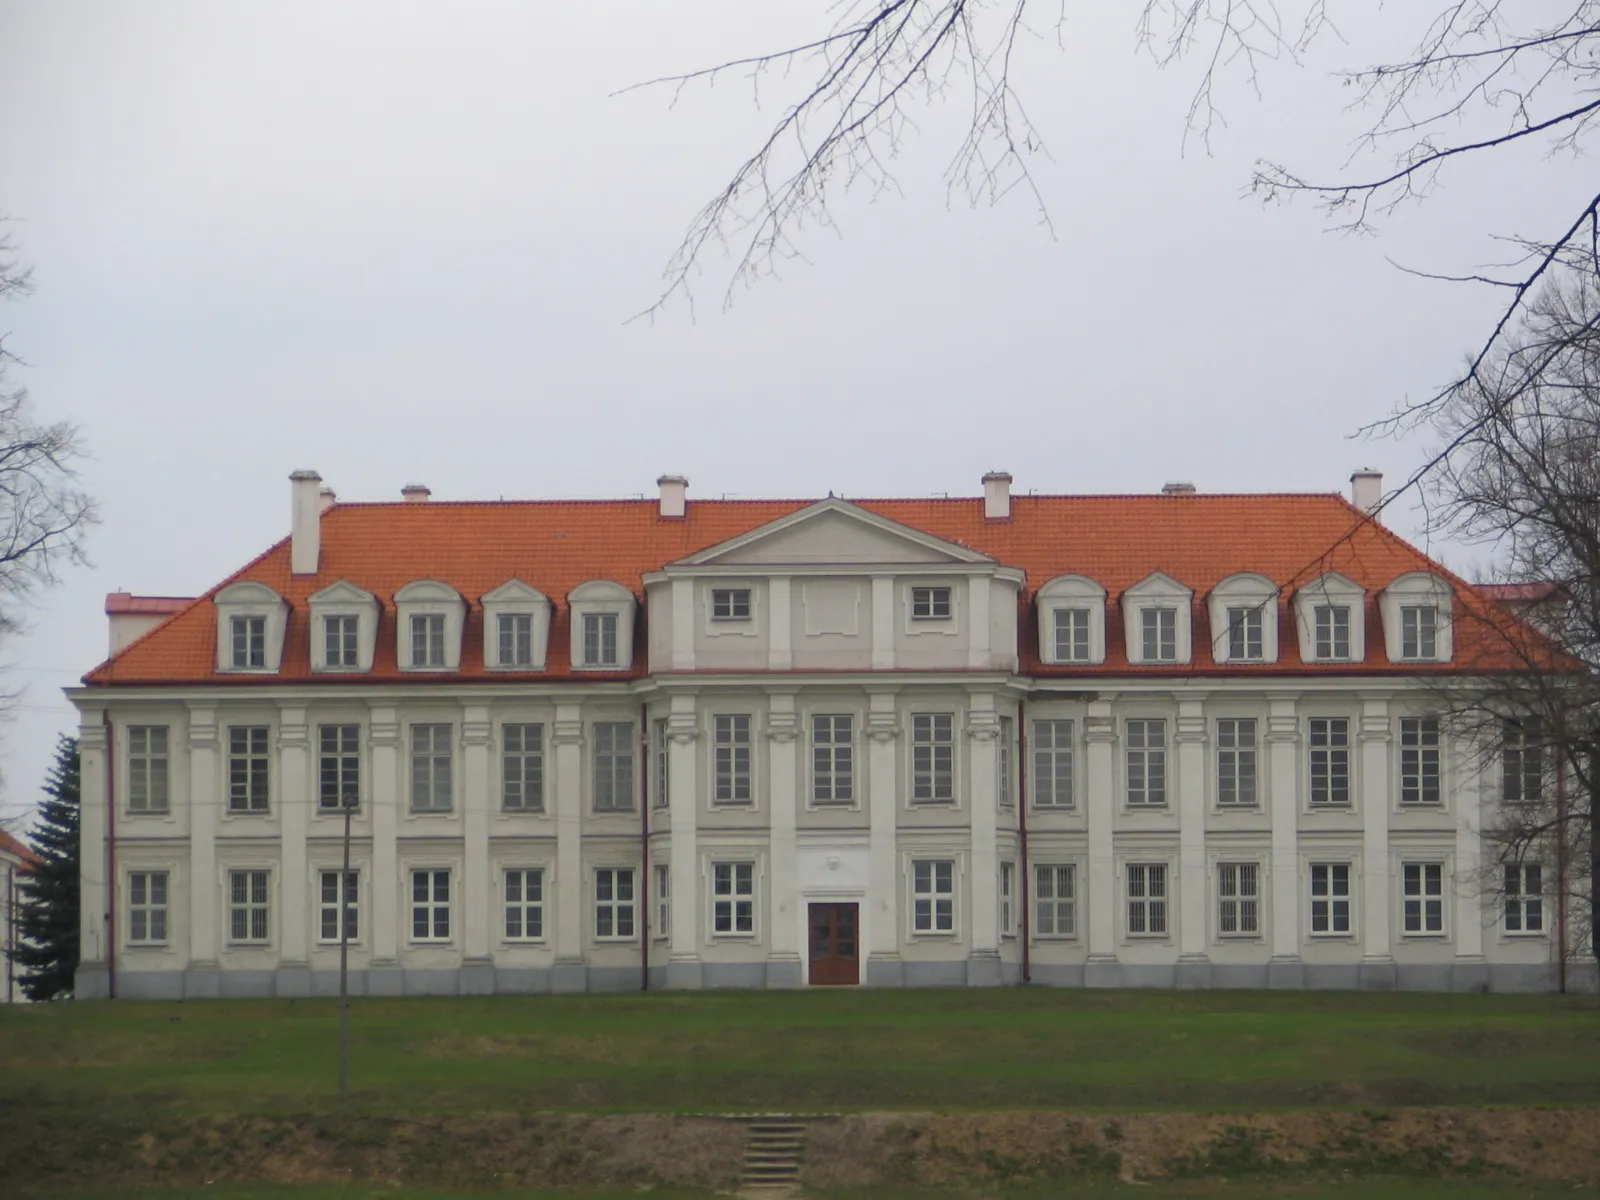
[739,1119,809,1196]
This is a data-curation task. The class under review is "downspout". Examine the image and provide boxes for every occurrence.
[1556,754,1568,994]
[1018,699,1031,984]
[104,712,117,1000]
[640,704,650,992]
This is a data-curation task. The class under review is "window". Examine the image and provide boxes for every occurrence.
[498,613,534,667]
[582,612,619,666]
[231,614,266,668]
[712,862,755,934]
[1217,863,1260,936]
[811,714,854,804]
[318,870,358,942]
[654,864,670,939]
[1402,862,1445,934]
[1031,719,1074,808]
[1310,863,1351,934]
[1141,607,1177,662]
[411,869,451,940]
[911,713,955,802]
[911,586,952,620]
[128,870,168,943]
[324,615,359,668]
[1216,718,1258,807]
[1308,718,1350,807]
[1400,717,1441,805]
[1503,863,1543,933]
[1314,605,1351,660]
[1053,608,1091,662]
[504,868,544,940]
[1226,606,1264,661]
[595,867,636,939]
[502,723,544,812]
[592,722,635,812]
[227,726,270,813]
[1126,863,1168,936]
[711,588,752,620]
[1502,723,1543,803]
[410,613,446,668]
[653,719,670,809]
[912,859,955,933]
[228,869,270,943]
[1126,719,1167,807]
[409,724,453,812]
[1034,864,1075,937]
[128,725,170,814]
[997,716,1014,807]
[318,724,360,810]
[1401,604,1438,659]
[1000,862,1015,936]
[713,714,753,804]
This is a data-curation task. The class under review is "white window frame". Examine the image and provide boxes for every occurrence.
[503,867,545,942]
[1216,861,1261,938]
[411,613,446,669]
[214,581,288,674]
[1125,718,1168,808]
[1037,574,1107,666]
[409,723,454,813]
[710,587,753,621]
[1215,717,1259,808]
[592,721,636,813]
[410,868,452,942]
[1031,718,1074,809]
[1400,604,1439,661]
[1122,572,1194,665]
[997,715,1014,808]
[1379,572,1453,663]
[652,718,670,810]
[1501,722,1544,804]
[127,869,170,944]
[568,579,635,671]
[317,868,359,944]
[502,722,544,812]
[713,714,754,805]
[226,725,271,814]
[127,724,171,815]
[910,585,953,621]
[1294,573,1366,664]
[711,861,756,936]
[910,858,956,935]
[1399,716,1442,806]
[227,868,272,945]
[910,712,956,804]
[654,863,670,940]
[324,614,360,669]
[999,861,1016,937]
[811,713,855,805]
[1208,574,1280,665]
[497,612,535,668]
[1401,860,1446,937]
[1503,862,1544,935]
[1053,607,1092,663]
[317,723,361,811]
[1307,717,1352,808]
[1033,863,1076,938]
[481,579,551,671]
[594,866,637,941]
[1309,862,1353,937]
[394,580,466,672]
[307,580,379,673]
[1125,862,1169,938]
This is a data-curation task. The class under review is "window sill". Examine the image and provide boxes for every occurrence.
[1502,930,1547,939]
[1307,804,1354,812]
[1122,935,1172,943]
[1215,805,1262,813]
[226,942,273,950]
[1400,931,1447,940]
[709,932,758,941]
[488,663,546,672]
[1032,934,1079,942]
[573,663,628,672]
[1216,933,1263,942]
[1308,932,1354,941]
[1030,803,1078,814]
[313,665,368,674]
[592,807,638,817]
[123,810,173,819]
[218,666,276,675]
[124,942,172,951]
[500,939,548,947]
[499,807,548,816]
[910,932,959,940]
[407,809,457,817]
[223,810,273,819]
[908,799,959,807]
[1123,804,1171,812]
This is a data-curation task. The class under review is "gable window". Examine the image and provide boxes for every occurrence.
[654,864,670,939]
[319,870,358,942]
[1126,863,1168,936]
[1402,862,1445,934]
[1501,722,1543,803]
[713,715,753,805]
[911,713,955,803]
[911,859,955,933]
[324,615,359,669]
[1308,718,1350,807]
[1053,608,1091,662]
[592,721,635,812]
[653,719,670,809]
[228,869,270,944]
[231,615,266,669]
[1217,863,1260,936]
[498,613,534,668]
[128,725,170,814]
[583,612,619,667]
[712,862,756,934]
[411,869,451,940]
[1216,718,1258,807]
[595,867,636,939]
[1141,608,1177,662]
[227,726,270,814]
[997,716,1014,807]
[1401,605,1438,659]
[711,588,752,621]
[1400,717,1441,805]
[410,724,453,813]
[1032,719,1074,808]
[999,862,1015,936]
[128,870,169,943]
[1310,863,1351,934]
[502,723,544,812]
[811,714,854,804]
[318,724,360,810]
[411,614,446,669]
[1503,863,1543,933]
[911,586,952,620]
[1313,605,1351,660]
[1226,606,1264,661]
[1034,864,1075,937]
[1126,718,1167,807]
[504,868,544,940]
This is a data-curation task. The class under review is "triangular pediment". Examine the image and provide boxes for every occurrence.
[676,500,993,568]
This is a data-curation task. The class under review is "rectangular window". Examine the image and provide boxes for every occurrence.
[911,586,953,620]
[911,713,956,802]
[1310,863,1351,935]
[1216,718,1258,807]
[1308,718,1350,807]
[410,613,445,668]
[1501,722,1543,803]
[324,615,359,668]
[1400,717,1441,805]
[713,714,753,804]
[1313,605,1351,660]
[1401,604,1438,659]
[592,722,635,812]
[128,725,170,814]
[1034,864,1076,937]
[410,869,451,940]
[653,718,670,809]
[582,612,619,666]
[1126,863,1168,936]
[128,870,169,943]
[1226,606,1263,661]
[231,614,266,668]
[1126,718,1167,807]
[1217,862,1260,936]
[1503,863,1543,933]
[318,869,358,942]
[811,714,854,804]
[1141,607,1177,662]
[1053,608,1091,662]
[504,868,544,940]
[228,869,270,943]
[318,724,360,810]
[410,724,453,812]
[911,859,955,933]
[655,864,670,939]
[997,716,1013,807]
[227,726,270,813]
[1000,862,1015,936]
[712,862,755,934]
[595,867,636,939]
[502,723,544,812]
[497,613,534,667]
[1032,719,1074,808]
[1402,862,1445,934]
[711,588,751,620]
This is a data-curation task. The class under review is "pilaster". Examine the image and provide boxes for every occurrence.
[186,705,220,983]
[552,706,586,990]
[1266,697,1303,980]
[1175,697,1208,966]
[666,696,702,987]
[276,706,311,980]
[366,705,401,983]
[870,576,895,670]
[865,687,902,983]
[965,695,1002,985]
[765,691,802,984]
[965,576,992,670]
[1084,698,1117,977]
[767,577,792,670]
[1454,730,1485,963]
[1359,697,1394,982]
[460,704,495,992]
[670,578,695,671]
[75,716,110,997]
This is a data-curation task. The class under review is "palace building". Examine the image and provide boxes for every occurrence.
[68,470,1578,998]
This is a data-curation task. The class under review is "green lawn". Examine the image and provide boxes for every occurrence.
[1,988,1597,1115]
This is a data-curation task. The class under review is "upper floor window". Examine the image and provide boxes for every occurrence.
[1209,574,1279,664]
[711,588,752,621]
[593,721,635,812]
[1295,572,1366,664]
[1141,608,1177,662]
[498,613,534,667]
[1502,722,1543,803]
[1216,718,1257,807]
[1037,574,1107,665]
[411,614,446,668]
[911,713,955,803]
[324,615,359,668]
[215,581,288,673]
[1314,606,1351,660]
[997,716,1014,807]
[128,725,170,814]
[911,586,952,620]
[502,723,544,812]
[1032,719,1074,808]
[481,579,551,672]
[1401,605,1438,660]
[394,580,466,672]
[713,714,753,805]
[1226,607,1263,661]
[568,580,635,672]
[583,612,619,667]
[653,718,670,809]
[307,580,378,673]
[1308,717,1350,807]
[1126,718,1167,807]
[1123,572,1193,665]
[227,726,270,814]
[318,724,360,810]
[1053,608,1091,662]
[410,724,453,812]
[812,714,854,804]
[1399,717,1441,805]
[1380,572,1453,663]
[231,615,266,668]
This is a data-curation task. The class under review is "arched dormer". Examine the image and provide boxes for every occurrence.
[1121,571,1194,665]
[1380,571,1454,663]
[1207,573,1281,665]
[307,580,380,673]
[568,579,636,670]
[481,579,552,671]
[394,580,466,672]
[1036,574,1107,665]
[1294,572,1366,664]
[214,581,289,673]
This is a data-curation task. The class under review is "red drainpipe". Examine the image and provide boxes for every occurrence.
[1018,698,1031,984]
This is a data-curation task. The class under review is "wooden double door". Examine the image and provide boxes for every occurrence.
[808,902,859,985]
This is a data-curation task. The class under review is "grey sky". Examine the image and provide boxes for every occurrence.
[0,1,1588,827]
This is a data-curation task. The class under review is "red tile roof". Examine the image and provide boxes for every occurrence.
[82,492,1525,685]
[0,828,39,867]
[1479,582,1563,604]
[106,593,193,615]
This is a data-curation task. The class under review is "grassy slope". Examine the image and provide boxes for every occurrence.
[2,988,1597,1115]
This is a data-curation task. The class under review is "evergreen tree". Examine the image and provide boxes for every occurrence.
[9,736,80,1000]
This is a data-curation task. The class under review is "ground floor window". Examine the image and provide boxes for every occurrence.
[128,870,169,943]
[1126,863,1168,936]
[411,869,451,941]
[999,862,1015,936]
[1034,864,1075,938]
[1310,863,1351,935]
[228,869,270,944]
[318,869,358,942]
[1504,863,1543,934]
[504,868,544,940]
[1402,862,1445,935]
[654,864,670,939]
[1217,862,1260,936]
[712,862,755,934]
[595,867,636,939]
[911,859,955,934]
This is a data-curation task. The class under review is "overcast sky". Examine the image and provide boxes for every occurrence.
[0,1,1588,828]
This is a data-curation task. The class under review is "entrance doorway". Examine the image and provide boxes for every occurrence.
[808,902,859,985]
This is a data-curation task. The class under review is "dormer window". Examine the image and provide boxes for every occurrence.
[1226,607,1263,661]
[324,615,359,668]
[1295,573,1366,664]
[1038,574,1107,666]
[1142,608,1177,662]
[412,614,446,668]
[711,588,751,621]
[1401,605,1437,659]
[583,612,619,666]
[1123,572,1193,665]
[499,613,533,666]
[307,580,379,673]
[1208,574,1279,665]
[393,580,466,672]
[912,586,952,620]
[1054,608,1090,662]
[481,580,551,672]
[568,580,635,671]
[214,581,289,674]
[231,615,265,668]
[1314,605,1351,660]
[1380,572,1453,663]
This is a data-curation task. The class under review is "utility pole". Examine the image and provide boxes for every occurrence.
[338,790,354,1095]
